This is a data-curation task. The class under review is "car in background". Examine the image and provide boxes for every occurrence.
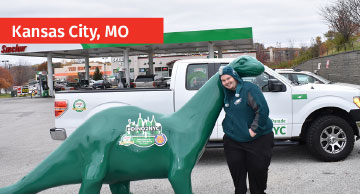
[275,69,360,89]
[54,80,68,89]
[133,75,156,88]
[60,82,80,91]
[92,80,112,89]
[89,80,96,88]
[28,81,39,94]
[154,77,171,88]
[79,80,90,88]
[275,69,329,85]
[54,81,66,91]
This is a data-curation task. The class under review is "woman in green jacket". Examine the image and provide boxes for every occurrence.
[219,65,274,194]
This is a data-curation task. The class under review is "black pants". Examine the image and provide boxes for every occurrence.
[224,132,274,194]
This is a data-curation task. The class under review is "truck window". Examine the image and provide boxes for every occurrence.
[295,74,311,84]
[242,73,270,91]
[243,73,287,92]
[281,73,290,79]
[186,64,209,90]
[293,73,321,84]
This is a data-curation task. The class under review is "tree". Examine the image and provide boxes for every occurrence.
[254,43,267,64]
[320,0,359,44]
[11,65,36,86]
[37,61,48,71]
[34,61,63,77]
[0,67,13,94]
[324,30,337,41]
[93,67,103,81]
[310,36,322,58]
[53,62,62,69]
[348,0,360,24]
[324,30,348,51]
[287,40,296,61]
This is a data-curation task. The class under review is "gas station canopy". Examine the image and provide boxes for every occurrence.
[1,27,254,96]
[2,27,253,58]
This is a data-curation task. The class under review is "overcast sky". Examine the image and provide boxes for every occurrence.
[0,0,331,65]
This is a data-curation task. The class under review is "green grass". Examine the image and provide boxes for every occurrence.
[0,94,11,98]
[322,41,360,56]
[267,41,360,69]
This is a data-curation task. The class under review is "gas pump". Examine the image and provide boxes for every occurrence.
[36,71,49,97]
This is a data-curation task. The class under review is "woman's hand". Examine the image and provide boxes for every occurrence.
[249,129,257,137]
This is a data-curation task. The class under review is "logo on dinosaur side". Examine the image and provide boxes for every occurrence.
[119,113,167,147]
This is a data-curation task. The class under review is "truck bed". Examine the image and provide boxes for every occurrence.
[55,88,174,137]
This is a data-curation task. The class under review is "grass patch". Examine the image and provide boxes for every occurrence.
[322,41,360,56]
[0,94,11,98]
[266,41,360,70]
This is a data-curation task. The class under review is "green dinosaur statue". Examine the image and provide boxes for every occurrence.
[0,56,264,194]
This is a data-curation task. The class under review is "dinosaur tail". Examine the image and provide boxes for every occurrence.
[0,137,83,194]
[0,186,14,194]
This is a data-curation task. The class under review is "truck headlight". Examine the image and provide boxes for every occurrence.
[354,97,360,108]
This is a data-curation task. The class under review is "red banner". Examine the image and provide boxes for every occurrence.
[0,18,163,44]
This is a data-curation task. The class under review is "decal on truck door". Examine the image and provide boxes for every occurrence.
[271,118,287,135]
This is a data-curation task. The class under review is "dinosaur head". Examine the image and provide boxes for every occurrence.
[218,55,265,107]
[227,55,264,77]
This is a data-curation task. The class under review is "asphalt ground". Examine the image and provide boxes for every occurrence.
[1,97,360,194]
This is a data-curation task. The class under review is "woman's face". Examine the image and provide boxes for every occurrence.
[221,74,237,91]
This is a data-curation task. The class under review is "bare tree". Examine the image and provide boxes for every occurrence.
[348,0,360,24]
[287,40,296,60]
[11,65,36,86]
[320,0,359,43]
[254,43,267,64]
[287,39,295,48]
[275,42,282,48]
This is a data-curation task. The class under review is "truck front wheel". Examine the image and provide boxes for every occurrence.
[306,115,354,162]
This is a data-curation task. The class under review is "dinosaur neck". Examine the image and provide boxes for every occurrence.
[174,73,224,136]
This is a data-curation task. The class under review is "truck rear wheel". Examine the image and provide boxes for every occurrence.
[306,115,354,162]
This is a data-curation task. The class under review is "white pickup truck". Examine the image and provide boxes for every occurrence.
[52,58,360,162]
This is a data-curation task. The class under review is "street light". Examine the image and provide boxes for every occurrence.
[2,60,9,69]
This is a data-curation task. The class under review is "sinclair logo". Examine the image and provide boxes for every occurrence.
[1,44,27,54]
[119,113,167,148]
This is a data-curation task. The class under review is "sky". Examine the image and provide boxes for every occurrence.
[0,0,331,65]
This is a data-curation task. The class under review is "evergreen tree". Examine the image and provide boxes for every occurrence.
[93,67,103,81]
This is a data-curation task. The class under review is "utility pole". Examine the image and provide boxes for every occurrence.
[102,57,108,79]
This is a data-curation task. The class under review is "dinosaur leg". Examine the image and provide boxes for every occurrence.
[79,151,108,194]
[79,180,102,194]
[168,170,193,194]
[109,181,132,194]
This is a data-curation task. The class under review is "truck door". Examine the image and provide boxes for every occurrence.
[257,73,293,138]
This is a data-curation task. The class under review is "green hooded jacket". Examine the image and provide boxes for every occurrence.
[220,66,273,142]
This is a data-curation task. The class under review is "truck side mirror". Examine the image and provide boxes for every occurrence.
[268,79,285,92]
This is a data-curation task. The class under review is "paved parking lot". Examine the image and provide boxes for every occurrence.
[1,97,360,194]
